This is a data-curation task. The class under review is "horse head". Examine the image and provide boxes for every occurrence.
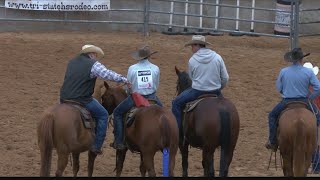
[101,81,128,114]
[175,66,192,95]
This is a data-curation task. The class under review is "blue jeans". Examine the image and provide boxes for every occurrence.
[268,98,320,145]
[113,93,162,145]
[85,98,109,151]
[171,87,221,130]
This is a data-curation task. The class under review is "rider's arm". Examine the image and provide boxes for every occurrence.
[220,58,229,89]
[90,61,128,83]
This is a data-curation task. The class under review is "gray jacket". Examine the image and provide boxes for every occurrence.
[188,48,229,91]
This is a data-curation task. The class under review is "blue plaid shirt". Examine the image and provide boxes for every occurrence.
[90,61,128,83]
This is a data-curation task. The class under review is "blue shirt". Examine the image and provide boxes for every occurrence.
[276,64,320,100]
[127,59,160,95]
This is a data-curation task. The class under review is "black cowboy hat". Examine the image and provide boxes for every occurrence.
[284,48,310,62]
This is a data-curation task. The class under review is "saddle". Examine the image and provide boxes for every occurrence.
[183,94,218,117]
[62,100,96,129]
[124,99,157,128]
[278,101,310,120]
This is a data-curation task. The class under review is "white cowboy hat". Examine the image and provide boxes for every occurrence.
[131,45,157,61]
[184,35,212,47]
[80,44,104,59]
[303,62,319,75]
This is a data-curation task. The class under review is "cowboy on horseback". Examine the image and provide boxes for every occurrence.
[60,44,130,155]
[266,48,320,152]
[111,45,163,150]
[171,35,229,130]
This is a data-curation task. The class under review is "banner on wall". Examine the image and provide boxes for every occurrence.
[5,0,110,11]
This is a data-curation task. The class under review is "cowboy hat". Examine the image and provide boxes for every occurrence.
[184,35,212,47]
[284,47,310,62]
[80,44,104,59]
[303,62,319,75]
[131,45,157,61]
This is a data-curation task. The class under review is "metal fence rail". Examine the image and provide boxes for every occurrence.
[0,0,317,50]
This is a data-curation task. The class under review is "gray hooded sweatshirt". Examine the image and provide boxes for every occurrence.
[188,48,229,91]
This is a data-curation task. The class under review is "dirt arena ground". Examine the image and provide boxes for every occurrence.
[0,31,320,177]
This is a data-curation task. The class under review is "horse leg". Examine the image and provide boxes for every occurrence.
[115,149,128,177]
[139,153,146,177]
[180,142,189,177]
[55,152,69,177]
[202,148,214,177]
[169,147,178,177]
[141,151,156,177]
[72,153,80,177]
[282,154,293,176]
[88,151,97,177]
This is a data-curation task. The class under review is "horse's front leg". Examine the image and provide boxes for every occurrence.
[180,142,189,177]
[88,151,97,177]
[115,149,128,177]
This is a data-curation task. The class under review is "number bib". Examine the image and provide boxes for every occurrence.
[137,69,153,89]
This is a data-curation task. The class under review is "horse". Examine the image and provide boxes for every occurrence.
[174,66,240,177]
[277,102,317,176]
[37,100,99,177]
[100,81,179,177]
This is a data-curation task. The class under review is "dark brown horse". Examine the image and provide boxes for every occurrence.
[100,81,179,177]
[37,102,98,177]
[277,102,317,176]
[174,66,240,177]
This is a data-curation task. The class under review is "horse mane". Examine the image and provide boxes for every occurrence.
[177,71,192,94]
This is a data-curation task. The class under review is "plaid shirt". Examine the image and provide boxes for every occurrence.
[90,61,128,83]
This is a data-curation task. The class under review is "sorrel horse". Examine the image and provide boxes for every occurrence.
[100,81,179,177]
[37,102,98,177]
[174,66,240,177]
[277,102,317,176]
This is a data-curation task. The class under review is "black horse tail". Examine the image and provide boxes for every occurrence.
[219,109,231,176]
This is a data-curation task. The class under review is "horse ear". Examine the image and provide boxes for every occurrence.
[104,81,109,89]
[175,66,181,75]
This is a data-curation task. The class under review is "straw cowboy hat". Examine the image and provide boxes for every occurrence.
[303,62,319,75]
[184,35,212,47]
[80,44,104,59]
[284,47,310,62]
[131,45,157,61]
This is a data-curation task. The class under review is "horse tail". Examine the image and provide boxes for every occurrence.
[37,110,55,176]
[160,113,171,176]
[160,114,170,148]
[219,110,231,175]
[293,118,307,176]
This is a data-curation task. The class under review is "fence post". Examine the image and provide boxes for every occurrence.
[143,0,150,37]
[293,0,300,49]
[290,0,300,50]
